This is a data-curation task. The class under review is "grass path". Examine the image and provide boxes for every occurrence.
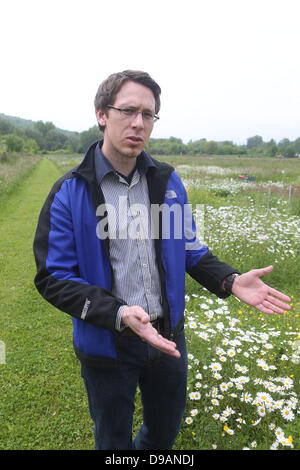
[0,158,94,449]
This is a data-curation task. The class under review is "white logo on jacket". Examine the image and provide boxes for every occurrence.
[81,298,91,320]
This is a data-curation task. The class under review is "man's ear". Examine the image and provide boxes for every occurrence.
[96,109,107,128]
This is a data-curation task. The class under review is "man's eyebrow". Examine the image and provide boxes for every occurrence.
[117,102,155,112]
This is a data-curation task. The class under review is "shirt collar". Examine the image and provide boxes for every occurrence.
[94,141,155,185]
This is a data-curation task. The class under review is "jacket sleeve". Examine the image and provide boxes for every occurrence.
[187,249,240,298]
[33,179,126,331]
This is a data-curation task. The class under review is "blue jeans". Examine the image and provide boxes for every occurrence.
[81,329,188,450]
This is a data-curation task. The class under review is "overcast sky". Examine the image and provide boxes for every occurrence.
[1,0,300,144]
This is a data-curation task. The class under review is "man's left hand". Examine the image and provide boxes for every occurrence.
[231,265,291,314]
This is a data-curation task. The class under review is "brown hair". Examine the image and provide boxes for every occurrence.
[94,70,161,131]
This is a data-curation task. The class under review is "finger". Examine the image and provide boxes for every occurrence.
[261,299,285,315]
[256,303,275,315]
[267,294,291,310]
[122,306,150,328]
[255,265,273,277]
[133,308,150,323]
[142,328,180,357]
[258,296,290,315]
[268,288,291,304]
[156,336,178,350]
[156,343,181,358]
[140,314,150,323]
[147,337,180,357]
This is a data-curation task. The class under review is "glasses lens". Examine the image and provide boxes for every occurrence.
[121,108,137,118]
[142,112,154,121]
[111,106,158,124]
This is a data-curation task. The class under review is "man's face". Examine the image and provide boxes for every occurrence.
[96,80,156,161]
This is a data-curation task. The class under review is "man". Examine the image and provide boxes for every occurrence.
[33,70,291,450]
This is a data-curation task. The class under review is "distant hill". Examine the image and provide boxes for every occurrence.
[0,112,101,153]
[0,113,75,135]
[0,113,36,129]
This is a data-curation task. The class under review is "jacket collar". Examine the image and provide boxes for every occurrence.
[93,141,157,184]
[73,139,175,204]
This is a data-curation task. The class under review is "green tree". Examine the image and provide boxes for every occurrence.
[24,138,40,154]
[218,141,239,155]
[264,139,278,157]
[0,119,13,135]
[294,137,300,153]
[44,129,68,151]
[202,140,218,154]
[66,133,81,153]
[5,134,24,152]
[167,137,185,154]
[186,139,207,155]
[34,121,55,136]
[278,138,290,149]
[25,127,44,149]
[247,135,263,149]
[79,126,102,152]
[283,144,296,158]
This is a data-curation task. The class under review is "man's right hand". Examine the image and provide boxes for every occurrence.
[121,306,181,358]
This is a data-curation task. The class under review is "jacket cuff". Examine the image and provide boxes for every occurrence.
[187,250,240,298]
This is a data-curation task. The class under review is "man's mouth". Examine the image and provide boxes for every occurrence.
[126,136,143,145]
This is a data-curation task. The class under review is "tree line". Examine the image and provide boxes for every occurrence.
[0,114,300,158]
[0,115,102,155]
[146,135,300,158]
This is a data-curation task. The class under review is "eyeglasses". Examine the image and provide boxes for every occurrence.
[106,105,159,123]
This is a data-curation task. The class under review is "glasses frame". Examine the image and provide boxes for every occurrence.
[106,105,159,123]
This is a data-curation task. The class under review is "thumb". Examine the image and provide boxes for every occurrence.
[141,313,150,324]
[133,306,150,323]
[256,265,273,277]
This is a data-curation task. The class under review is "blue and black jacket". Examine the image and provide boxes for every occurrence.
[33,142,237,367]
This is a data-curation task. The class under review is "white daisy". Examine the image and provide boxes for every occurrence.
[213,372,222,380]
[185,417,193,424]
[220,382,228,392]
[227,348,236,357]
[274,427,284,440]
[241,392,252,403]
[257,406,266,417]
[281,407,295,421]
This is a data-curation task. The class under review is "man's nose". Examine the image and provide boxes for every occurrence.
[131,111,145,128]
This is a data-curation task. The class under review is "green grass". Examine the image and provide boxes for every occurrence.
[0,158,94,449]
[0,154,299,450]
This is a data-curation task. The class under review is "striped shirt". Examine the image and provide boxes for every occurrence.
[94,143,164,331]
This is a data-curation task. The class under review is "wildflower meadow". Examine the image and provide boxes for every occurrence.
[174,157,300,450]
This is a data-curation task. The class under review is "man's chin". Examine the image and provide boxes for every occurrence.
[122,145,143,159]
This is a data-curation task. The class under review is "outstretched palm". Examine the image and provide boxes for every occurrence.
[231,265,291,315]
